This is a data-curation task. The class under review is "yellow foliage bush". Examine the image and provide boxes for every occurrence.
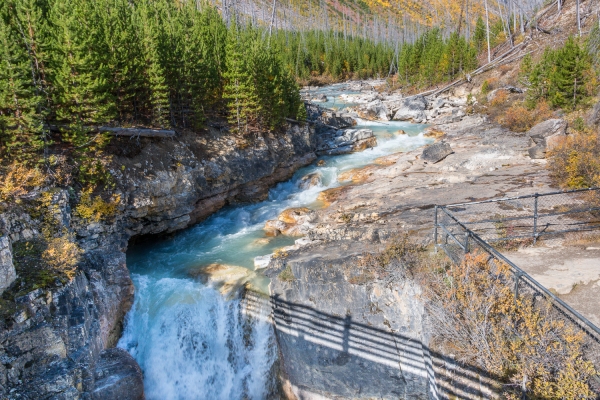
[0,163,46,202]
[75,188,121,222]
[489,89,509,107]
[496,100,552,132]
[548,129,600,192]
[42,236,82,279]
[422,252,597,398]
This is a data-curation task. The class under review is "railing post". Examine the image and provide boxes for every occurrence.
[533,193,539,244]
[434,206,439,253]
[464,231,470,255]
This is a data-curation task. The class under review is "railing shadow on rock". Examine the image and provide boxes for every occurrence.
[242,291,507,400]
[434,188,600,372]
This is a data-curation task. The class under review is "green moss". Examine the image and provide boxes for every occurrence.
[12,240,65,296]
[278,265,295,282]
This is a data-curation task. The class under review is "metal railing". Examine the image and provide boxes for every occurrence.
[434,188,600,341]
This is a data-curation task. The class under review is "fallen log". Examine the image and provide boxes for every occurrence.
[98,127,176,137]
[46,124,177,137]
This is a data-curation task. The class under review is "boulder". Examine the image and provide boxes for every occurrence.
[264,208,317,237]
[545,133,567,152]
[421,142,453,163]
[363,100,390,121]
[0,236,16,295]
[392,95,427,122]
[528,145,546,159]
[527,119,567,142]
[190,264,256,296]
[298,172,322,189]
[526,119,568,158]
[92,348,144,400]
[316,128,376,155]
[311,94,328,102]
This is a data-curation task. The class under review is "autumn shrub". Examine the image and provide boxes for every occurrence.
[496,99,552,132]
[42,236,82,279]
[489,89,509,107]
[75,188,121,222]
[422,252,598,398]
[548,130,600,190]
[0,163,46,202]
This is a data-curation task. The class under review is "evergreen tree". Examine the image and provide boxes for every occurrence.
[0,0,48,162]
[49,0,115,145]
[222,24,260,134]
[134,0,170,128]
[528,37,592,109]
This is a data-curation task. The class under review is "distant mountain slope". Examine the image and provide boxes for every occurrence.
[207,0,546,43]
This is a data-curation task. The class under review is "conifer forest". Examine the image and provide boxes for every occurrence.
[0,0,551,166]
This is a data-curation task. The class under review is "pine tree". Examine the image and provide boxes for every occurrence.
[222,24,261,134]
[134,0,170,128]
[49,0,115,146]
[0,0,47,162]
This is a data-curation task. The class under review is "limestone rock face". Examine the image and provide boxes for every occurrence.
[265,242,432,399]
[91,348,144,400]
[0,120,322,398]
[421,141,453,163]
[0,236,15,294]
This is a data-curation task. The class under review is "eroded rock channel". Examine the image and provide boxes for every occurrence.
[1,82,557,399]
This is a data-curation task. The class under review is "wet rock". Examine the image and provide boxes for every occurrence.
[317,186,351,207]
[254,254,272,270]
[312,94,328,102]
[299,172,322,189]
[92,348,144,400]
[338,165,378,183]
[0,236,15,294]
[421,142,453,163]
[264,208,316,237]
[191,264,256,297]
[316,128,376,156]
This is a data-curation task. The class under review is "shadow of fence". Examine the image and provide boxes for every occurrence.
[243,290,505,400]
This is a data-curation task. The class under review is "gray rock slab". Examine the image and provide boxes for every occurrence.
[421,142,453,163]
[0,236,15,294]
[527,119,567,141]
[92,348,144,400]
[528,144,546,159]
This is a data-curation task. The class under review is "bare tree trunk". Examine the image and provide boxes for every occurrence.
[269,0,276,37]
[485,0,491,63]
[577,0,581,36]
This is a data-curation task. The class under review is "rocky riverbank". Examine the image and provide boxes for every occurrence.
[0,116,377,398]
[266,82,567,398]
[0,77,577,399]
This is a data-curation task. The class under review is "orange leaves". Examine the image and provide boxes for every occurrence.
[423,250,598,398]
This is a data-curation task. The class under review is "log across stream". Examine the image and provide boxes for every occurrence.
[117,85,432,399]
